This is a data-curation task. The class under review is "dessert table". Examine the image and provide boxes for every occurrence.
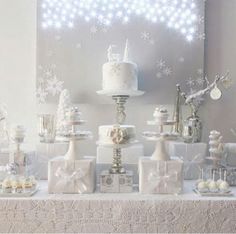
[0,181,236,233]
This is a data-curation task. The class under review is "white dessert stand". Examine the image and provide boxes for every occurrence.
[59,119,92,163]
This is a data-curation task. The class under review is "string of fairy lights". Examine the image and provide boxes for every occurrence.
[41,0,200,41]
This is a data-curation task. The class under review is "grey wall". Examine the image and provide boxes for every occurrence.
[37,0,205,156]
[0,0,37,146]
[202,0,236,143]
[0,0,236,156]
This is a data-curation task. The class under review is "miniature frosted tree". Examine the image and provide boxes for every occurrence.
[56,89,72,135]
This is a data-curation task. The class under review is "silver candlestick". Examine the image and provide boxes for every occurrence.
[112,95,129,125]
[110,148,125,174]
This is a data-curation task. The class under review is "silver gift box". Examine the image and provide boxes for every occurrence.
[100,170,133,193]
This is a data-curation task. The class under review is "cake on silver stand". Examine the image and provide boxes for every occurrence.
[97,40,144,192]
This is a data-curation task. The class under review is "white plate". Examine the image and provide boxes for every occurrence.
[147,120,176,126]
[193,188,234,197]
[97,90,144,97]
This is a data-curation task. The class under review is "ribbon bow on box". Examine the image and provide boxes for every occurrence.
[55,166,88,194]
[179,154,204,179]
[147,162,179,194]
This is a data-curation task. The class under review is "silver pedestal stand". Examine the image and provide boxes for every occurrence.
[97,90,144,192]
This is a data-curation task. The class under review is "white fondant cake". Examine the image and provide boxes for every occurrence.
[65,107,81,122]
[98,125,136,145]
[153,107,169,124]
[102,62,138,91]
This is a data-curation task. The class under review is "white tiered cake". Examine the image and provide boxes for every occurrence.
[97,40,143,96]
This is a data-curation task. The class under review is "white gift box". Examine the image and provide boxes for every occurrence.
[27,142,68,179]
[139,157,183,194]
[168,142,206,180]
[48,156,96,194]
[225,143,236,166]
[100,170,133,193]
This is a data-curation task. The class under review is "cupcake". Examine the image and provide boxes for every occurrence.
[22,178,33,192]
[29,176,37,190]
[2,178,12,193]
[11,179,23,193]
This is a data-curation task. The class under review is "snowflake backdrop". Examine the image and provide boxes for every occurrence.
[37,0,205,104]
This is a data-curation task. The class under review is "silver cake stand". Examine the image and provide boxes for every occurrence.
[97,89,144,174]
[143,119,180,143]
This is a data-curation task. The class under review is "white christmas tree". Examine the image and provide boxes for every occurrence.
[56,89,72,135]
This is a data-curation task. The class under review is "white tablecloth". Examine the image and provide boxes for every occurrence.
[0,181,236,233]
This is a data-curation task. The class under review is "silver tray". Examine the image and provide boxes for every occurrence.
[0,187,39,197]
[193,188,234,197]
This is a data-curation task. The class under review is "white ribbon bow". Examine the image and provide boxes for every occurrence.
[55,167,88,194]
[148,167,178,193]
[180,153,204,178]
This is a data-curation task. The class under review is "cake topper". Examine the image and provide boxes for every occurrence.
[123,39,131,62]
[107,45,120,62]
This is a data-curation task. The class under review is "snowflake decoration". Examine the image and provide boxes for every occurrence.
[45,70,53,78]
[198,32,205,41]
[37,64,64,103]
[46,76,64,96]
[141,32,155,45]
[141,32,150,41]
[163,67,172,76]
[157,59,166,69]
[41,0,199,41]
[197,15,205,25]
[38,77,45,85]
[196,77,205,86]
[197,68,204,75]
[109,64,121,76]
[156,59,173,79]
[36,87,48,104]
[90,25,98,34]
[186,77,195,87]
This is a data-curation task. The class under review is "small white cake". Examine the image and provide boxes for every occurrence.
[65,107,81,122]
[98,125,136,145]
[102,61,138,92]
[153,107,169,124]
